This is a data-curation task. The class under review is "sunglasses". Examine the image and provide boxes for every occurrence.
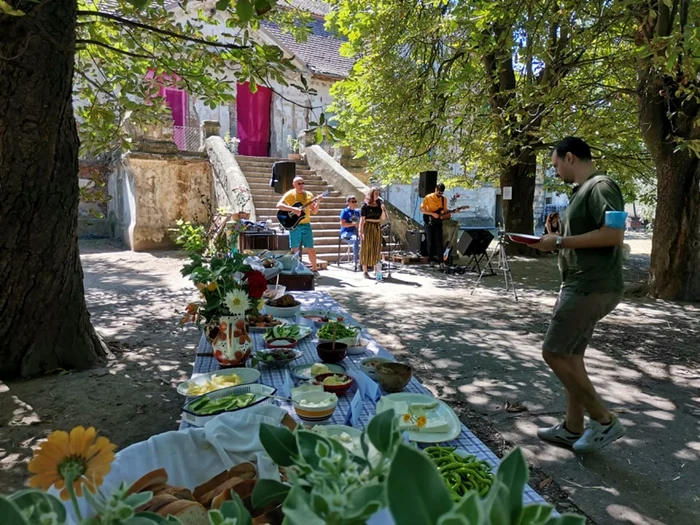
[295,182,305,185]
[349,199,357,203]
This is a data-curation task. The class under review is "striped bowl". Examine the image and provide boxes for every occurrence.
[292,391,338,422]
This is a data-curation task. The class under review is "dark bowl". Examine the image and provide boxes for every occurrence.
[316,342,348,364]
[375,362,412,393]
[312,372,354,395]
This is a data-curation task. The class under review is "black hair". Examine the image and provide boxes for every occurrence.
[436,183,446,192]
[553,137,592,161]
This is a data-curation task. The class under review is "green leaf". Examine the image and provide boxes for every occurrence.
[296,430,332,470]
[452,491,483,522]
[484,481,510,524]
[346,484,384,520]
[236,0,255,23]
[259,423,298,467]
[387,444,453,525]
[437,513,470,525]
[315,127,323,145]
[9,489,66,522]
[215,0,230,10]
[518,503,553,523]
[125,491,154,509]
[496,448,529,520]
[219,493,253,525]
[0,496,28,525]
[366,409,398,455]
[132,513,172,524]
[319,112,325,125]
[281,486,326,525]
[122,0,149,8]
[251,479,290,509]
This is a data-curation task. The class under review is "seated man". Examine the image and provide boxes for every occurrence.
[339,195,361,265]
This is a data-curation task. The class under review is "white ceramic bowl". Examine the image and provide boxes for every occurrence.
[292,391,338,422]
[359,357,393,380]
[263,302,302,318]
[279,255,297,271]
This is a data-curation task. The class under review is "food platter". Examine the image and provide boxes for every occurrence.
[246,316,291,333]
[291,362,347,381]
[376,392,462,443]
[177,368,261,397]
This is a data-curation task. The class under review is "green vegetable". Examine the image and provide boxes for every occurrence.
[424,445,495,500]
[317,322,359,341]
[263,324,302,340]
[188,392,256,415]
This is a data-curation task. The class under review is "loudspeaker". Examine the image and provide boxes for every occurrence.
[271,161,296,194]
[405,230,423,254]
[457,229,494,256]
[418,171,438,198]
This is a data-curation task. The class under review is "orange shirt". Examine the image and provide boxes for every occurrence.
[421,193,447,213]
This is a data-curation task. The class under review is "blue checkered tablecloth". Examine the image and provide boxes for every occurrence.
[180,291,546,506]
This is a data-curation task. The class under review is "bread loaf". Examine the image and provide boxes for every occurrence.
[127,468,168,495]
[136,493,178,513]
[158,500,208,525]
[193,461,256,501]
[211,478,256,510]
[154,486,194,500]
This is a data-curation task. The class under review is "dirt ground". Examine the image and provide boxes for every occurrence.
[1,234,699,524]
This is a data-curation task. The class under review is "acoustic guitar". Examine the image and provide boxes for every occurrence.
[277,190,331,230]
[423,205,470,226]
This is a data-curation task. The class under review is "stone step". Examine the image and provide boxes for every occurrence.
[247,181,328,190]
[253,196,348,206]
[240,167,317,175]
[256,207,345,217]
[236,155,305,164]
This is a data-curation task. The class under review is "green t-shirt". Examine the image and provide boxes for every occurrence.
[559,172,625,293]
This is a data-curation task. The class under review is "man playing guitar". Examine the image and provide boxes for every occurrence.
[420,183,469,265]
[276,176,323,276]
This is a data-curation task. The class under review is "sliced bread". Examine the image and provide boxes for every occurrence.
[127,468,169,495]
[210,478,256,510]
[136,493,179,513]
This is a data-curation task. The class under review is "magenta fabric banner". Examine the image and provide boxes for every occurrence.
[236,82,272,157]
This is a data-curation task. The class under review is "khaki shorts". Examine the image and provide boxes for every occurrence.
[543,288,623,356]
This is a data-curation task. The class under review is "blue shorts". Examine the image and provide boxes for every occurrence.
[289,223,315,249]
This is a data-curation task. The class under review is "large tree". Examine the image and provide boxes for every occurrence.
[633,0,700,300]
[327,0,649,248]
[0,0,303,378]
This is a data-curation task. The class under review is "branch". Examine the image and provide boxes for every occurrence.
[76,10,251,50]
[76,39,153,59]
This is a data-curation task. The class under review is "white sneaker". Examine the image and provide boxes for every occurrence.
[537,422,582,446]
[573,414,625,453]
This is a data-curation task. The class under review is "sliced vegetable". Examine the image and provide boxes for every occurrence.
[317,322,359,341]
[188,392,256,415]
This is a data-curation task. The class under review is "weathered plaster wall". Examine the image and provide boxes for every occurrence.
[205,136,256,219]
[112,152,212,251]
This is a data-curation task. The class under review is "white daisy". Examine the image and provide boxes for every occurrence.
[224,289,250,315]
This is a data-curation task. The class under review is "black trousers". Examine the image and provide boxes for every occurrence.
[424,220,443,261]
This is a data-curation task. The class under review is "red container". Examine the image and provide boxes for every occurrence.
[313,372,354,395]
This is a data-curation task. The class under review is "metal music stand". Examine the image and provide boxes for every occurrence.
[380,222,396,279]
[470,231,518,301]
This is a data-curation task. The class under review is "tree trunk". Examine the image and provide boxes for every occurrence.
[500,147,537,255]
[0,1,107,378]
[639,75,700,301]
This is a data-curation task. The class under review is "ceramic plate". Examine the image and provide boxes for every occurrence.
[300,310,345,326]
[262,325,312,342]
[346,337,371,355]
[376,393,462,443]
[506,233,541,245]
[292,362,347,381]
[247,317,291,333]
[177,367,261,397]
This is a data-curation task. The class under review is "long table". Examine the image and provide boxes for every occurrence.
[181,291,547,506]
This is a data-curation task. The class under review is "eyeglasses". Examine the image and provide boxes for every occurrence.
[295,182,305,185]
[349,200,357,203]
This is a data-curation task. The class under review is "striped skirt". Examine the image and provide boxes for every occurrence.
[360,221,382,267]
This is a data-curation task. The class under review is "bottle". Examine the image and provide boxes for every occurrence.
[375,262,383,281]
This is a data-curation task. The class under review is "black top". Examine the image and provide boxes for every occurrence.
[361,202,383,220]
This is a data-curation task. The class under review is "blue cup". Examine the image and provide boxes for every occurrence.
[605,211,628,229]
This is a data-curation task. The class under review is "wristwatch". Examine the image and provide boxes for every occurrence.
[555,236,564,250]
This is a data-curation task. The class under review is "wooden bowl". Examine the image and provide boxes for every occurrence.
[312,372,354,395]
[316,342,348,364]
[375,362,412,393]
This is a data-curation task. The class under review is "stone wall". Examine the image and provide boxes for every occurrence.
[109,150,212,251]
[205,135,256,220]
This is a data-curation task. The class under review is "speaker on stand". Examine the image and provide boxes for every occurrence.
[271,161,296,194]
[418,171,438,198]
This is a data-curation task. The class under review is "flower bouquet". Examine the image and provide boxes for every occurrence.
[181,252,268,366]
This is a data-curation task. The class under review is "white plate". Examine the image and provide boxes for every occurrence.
[309,425,381,464]
[347,337,371,355]
[247,317,291,333]
[376,393,462,444]
[292,363,347,381]
[301,310,346,326]
[177,368,261,396]
[262,325,312,342]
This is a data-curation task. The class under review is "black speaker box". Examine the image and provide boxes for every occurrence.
[457,229,494,256]
[271,161,296,194]
[405,230,423,254]
[418,171,438,198]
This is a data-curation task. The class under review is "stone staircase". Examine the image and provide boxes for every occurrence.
[235,155,348,263]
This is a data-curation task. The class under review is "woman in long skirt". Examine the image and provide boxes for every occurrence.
[359,187,386,279]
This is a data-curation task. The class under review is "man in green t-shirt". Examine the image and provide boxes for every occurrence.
[532,137,626,453]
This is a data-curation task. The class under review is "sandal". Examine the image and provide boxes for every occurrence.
[363,272,371,279]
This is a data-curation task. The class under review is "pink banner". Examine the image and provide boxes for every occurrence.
[236,82,272,157]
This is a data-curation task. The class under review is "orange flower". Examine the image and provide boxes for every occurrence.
[28,427,116,501]
[416,415,427,429]
[402,413,411,422]
[207,282,217,292]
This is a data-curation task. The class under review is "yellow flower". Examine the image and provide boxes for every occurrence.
[28,427,116,501]
[207,282,217,292]
[416,415,427,429]
[402,413,411,422]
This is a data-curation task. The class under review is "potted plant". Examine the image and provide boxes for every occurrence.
[180,252,268,366]
[231,185,253,220]
[286,135,301,160]
[224,131,241,154]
